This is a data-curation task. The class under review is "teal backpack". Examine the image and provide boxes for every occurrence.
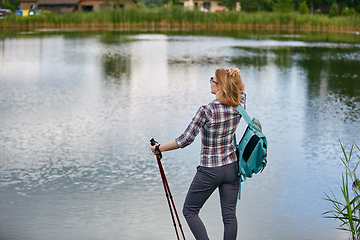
[234,105,267,199]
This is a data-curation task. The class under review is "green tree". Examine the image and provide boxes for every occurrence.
[240,0,272,11]
[309,0,331,14]
[336,0,360,9]
[0,0,18,11]
[219,0,239,10]
[262,0,274,10]
[292,0,303,10]
[299,0,310,13]
[252,0,267,11]
[238,0,258,11]
[329,2,339,16]
[308,0,315,13]
[272,0,294,12]
[136,1,147,8]
[341,7,357,15]
[146,0,163,7]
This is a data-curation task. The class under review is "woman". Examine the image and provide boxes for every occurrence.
[151,67,246,240]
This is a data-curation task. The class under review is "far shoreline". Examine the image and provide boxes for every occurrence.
[1,9,359,33]
[1,22,360,32]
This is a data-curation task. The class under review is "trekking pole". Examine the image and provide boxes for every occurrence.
[150,138,186,240]
[157,154,186,240]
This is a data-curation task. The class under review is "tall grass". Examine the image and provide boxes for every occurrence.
[323,142,360,240]
[1,7,359,31]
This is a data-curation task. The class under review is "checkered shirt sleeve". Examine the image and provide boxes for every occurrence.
[175,92,246,167]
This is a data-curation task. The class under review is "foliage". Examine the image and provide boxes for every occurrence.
[148,3,158,7]
[329,2,339,17]
[0,8,359,31]
[136,0,165,7]
[239,0,259,11]
[239,0,273,12]
[335,0,360,9]
[0,0,16,12]
[146,0,164,7]
[253,0,266,12]
[299,0,310,13]
[323,142,360,240]
[317,0,336,9]
[219,0,239,10]
[262,0,275,11]
[136,2,147,8]
[0,0,18,12]
[310,0,346,14]
[342,7,357,15]
[272,0,294,12]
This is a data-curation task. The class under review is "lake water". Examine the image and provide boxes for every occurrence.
[0,30,360,240]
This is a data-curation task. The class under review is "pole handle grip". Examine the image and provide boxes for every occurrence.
[150,138,157,146]
[150,138,162,159]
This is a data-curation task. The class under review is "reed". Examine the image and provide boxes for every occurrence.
[323,142,360,240]
[0,8,359,31]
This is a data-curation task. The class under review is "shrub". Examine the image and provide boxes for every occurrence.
[137,2,147,8]
[342,7,357,16]
[272,0,294,13]
[298,0,309,14]
[329,2,339,17]
[262,0,274,11]
[148,3,158,8]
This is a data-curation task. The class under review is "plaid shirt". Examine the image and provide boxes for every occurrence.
[176,92,246,167]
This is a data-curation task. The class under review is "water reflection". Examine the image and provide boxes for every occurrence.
[231,46,360,121]
[0,31,359,240]
[297,47,360,97]
[231,45,359,181]
[103,53,131,83]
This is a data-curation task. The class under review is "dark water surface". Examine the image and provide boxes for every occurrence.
[0,30,360,240]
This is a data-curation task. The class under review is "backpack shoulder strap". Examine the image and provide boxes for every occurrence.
[236,105,252,126]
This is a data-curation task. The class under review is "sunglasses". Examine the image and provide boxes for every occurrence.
[210,77,218,84]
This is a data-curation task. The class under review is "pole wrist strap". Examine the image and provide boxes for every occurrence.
[155,144,162,159]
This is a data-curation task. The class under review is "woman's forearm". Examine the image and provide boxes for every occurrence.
[159,140,179,152]
[151,139,179,155]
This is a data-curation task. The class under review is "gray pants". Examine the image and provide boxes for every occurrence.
[183,161,240,240]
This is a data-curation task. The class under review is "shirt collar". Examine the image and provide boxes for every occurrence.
[212,99,222,105]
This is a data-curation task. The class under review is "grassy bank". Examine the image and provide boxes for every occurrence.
[1,7,360,31]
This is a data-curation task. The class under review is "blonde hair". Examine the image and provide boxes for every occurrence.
[215,68,243,107]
